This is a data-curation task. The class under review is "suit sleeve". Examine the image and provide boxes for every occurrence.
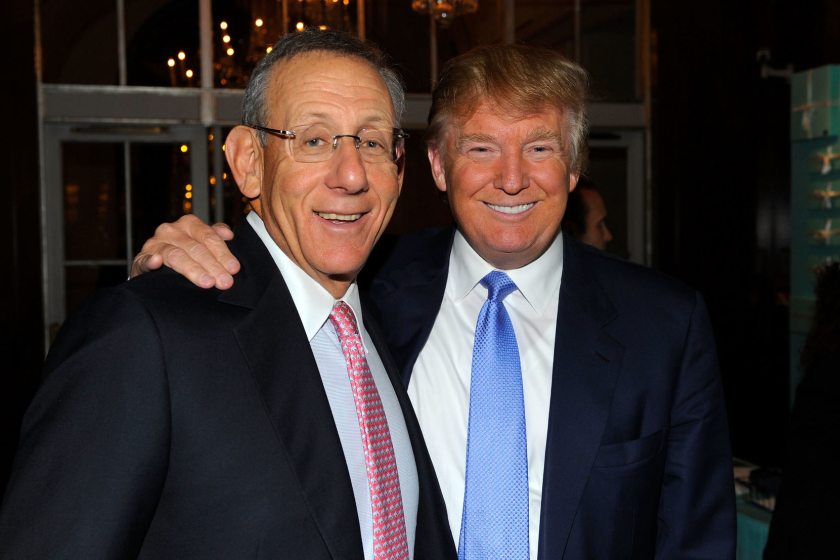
[0,287,171,559]
[656,292,736,560]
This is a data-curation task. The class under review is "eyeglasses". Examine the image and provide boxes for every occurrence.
[248,124,409,164]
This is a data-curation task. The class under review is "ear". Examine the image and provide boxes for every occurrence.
[428,146,447,193]
[568,172,580,193]
[396,151,406,195]
[225,126,263,200]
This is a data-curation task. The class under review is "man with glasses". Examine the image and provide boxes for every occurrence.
[0,30,455,560]
[130,42,736,560]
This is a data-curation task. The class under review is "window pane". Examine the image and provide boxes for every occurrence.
[515,0,638,102]
[42,3,120,84]
[580,0,637,102]
[130,142,193,255]
[517,1,576,58]
[212,0,358,90]
[127,0,201,87]
[63,143,126,260]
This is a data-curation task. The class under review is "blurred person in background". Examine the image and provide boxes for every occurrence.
[764,262,840,559]
[562,175,612,251]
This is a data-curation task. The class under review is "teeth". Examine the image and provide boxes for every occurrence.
[486,203,535,214]
[316,212,362,221]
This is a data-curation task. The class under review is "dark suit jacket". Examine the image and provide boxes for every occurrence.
[0,221,456,560]
[364,226,736,560]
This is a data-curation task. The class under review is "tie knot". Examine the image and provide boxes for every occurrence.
[329,301,359,335]
[480,271,517,302]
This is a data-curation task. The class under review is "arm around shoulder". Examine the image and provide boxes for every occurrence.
[656,291,736,560]
[0,287,171,559]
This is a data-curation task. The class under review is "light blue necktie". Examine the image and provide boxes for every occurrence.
[459,271,529,560]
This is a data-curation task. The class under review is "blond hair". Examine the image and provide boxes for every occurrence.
[426,44,590,173]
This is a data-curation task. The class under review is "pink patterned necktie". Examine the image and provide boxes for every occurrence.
[329,301,409,560]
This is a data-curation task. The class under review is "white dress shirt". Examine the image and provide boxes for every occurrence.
[407,229,563,559]
[248,212,418,560]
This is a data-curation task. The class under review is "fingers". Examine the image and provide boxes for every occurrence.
[209,223,240,274]
[130,253,164,278]
[165,218,236,289]
[131,216,239,290]
[212,223,234,240]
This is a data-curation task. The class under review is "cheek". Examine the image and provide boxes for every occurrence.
[535,164,569,196]
[369,170,401,209]
[266,172,314,226]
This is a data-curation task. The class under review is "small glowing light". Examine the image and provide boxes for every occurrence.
[223,35,231,43]
[220,78,227,85]
[220,21,228,30]
[186,184,193,191]
[255,18,263,27]
[185,192,193,199]
[343,0,349,4]
[223,172,228,179]
[167,58,175,67]
[210,176,216,185]
[266,46,273,53]
[227,48,234,56]
[318,25,327,30]
[185,69,194,78]
[185,201,192,210]
[296,22,304,31]
[208,133,214,140]
[333,0,339,3]
[222,145,226,152]
[180,144,189,153]
[178,51,186,60]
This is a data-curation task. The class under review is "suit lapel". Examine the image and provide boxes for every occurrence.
[219,222,363,560]
[367,227,455,386]
[537,236,625,559]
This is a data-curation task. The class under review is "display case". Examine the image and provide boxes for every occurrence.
[790,65,840,401]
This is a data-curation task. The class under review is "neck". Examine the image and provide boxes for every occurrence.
[322,275,353,299]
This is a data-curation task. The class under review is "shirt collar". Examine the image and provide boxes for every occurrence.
[247,212,370,350]
[447,228,564,315]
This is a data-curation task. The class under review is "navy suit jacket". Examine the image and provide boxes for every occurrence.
[0,221,456,560]
[364,225,736,560]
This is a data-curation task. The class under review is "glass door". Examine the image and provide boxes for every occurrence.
[42,124,209,343]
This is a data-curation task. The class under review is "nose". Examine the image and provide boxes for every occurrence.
[604,225,613,243]
[325,138,368,193]
[494,150,529,194]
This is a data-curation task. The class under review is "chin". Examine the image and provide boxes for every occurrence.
[316,252,368,279]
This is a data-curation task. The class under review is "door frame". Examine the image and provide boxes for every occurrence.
[588,129,647,265]
[42,123,209,344]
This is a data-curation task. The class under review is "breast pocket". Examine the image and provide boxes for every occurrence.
[592,428,668,468]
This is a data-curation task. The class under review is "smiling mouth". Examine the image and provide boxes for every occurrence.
[315,211,364,223]
[485,202,535,215]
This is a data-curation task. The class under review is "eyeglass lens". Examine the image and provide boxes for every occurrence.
[291,125,403,163]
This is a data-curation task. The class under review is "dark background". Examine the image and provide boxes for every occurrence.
[4,0,840,494]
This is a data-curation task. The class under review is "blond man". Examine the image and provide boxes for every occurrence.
[135,44,736,560]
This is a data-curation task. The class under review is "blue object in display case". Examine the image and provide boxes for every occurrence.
[790,66,840,405]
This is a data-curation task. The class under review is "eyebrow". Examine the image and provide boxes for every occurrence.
[456,128,564,152]
[292,113,393,130]
[456,133,496,152]
[525,129,563,143]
